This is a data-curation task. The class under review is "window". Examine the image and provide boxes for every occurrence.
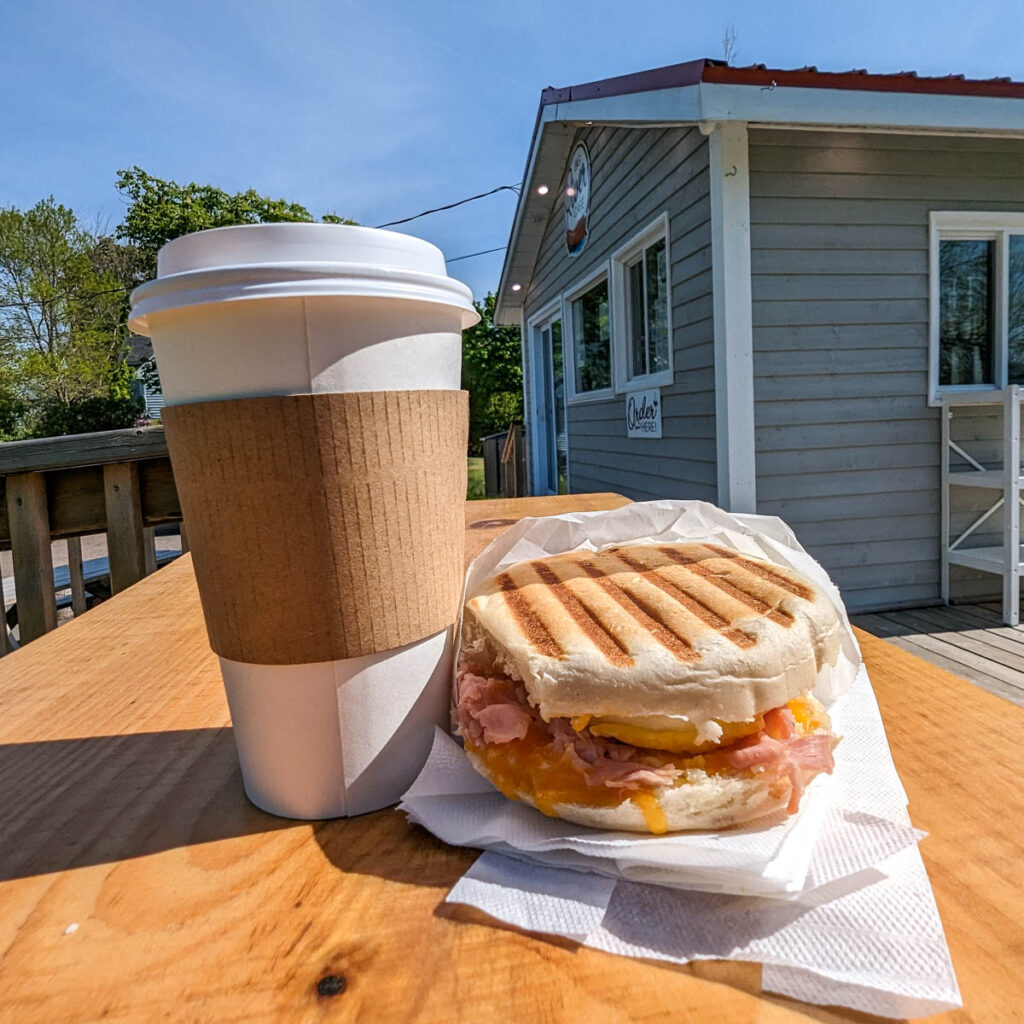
[566,274,612,399]
[611,214,673,390]
[930,212,1024,402]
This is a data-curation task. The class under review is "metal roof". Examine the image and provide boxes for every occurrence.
[540,58,1024,106]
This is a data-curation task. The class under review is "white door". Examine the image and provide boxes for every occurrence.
[533,313,568,494]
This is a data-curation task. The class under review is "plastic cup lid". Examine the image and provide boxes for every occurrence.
[128,223,479,335]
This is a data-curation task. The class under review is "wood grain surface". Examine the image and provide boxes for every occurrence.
[0,493,1022,1023]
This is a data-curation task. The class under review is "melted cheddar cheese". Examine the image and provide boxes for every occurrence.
[630,791,668,834]
[467,695,823,833]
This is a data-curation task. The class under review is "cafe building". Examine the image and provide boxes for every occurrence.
[494,59,1024,616]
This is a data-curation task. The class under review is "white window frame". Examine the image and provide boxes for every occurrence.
[526,299,570,495]
[929,211,1024,406]
[563,263,614,404]
[611,212,674,393]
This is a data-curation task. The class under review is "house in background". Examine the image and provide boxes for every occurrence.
[494,59,1024,616]
[127,336,165,419]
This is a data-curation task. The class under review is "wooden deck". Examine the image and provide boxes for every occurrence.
[851,603,1024,708]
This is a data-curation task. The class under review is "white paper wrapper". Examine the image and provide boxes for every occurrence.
[399,501,961,1014]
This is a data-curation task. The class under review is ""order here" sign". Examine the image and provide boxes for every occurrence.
[626,387,662,439]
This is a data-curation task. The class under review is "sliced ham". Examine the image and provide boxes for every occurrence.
[787,734,835,773]
[547,718,683,791]
[456,665,540,746]
[763,705,798,740]
[455,664,832,809]
[473,702,531,744]
[722,725,835,812]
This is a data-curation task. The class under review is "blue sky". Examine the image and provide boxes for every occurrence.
[3,0,1023,300]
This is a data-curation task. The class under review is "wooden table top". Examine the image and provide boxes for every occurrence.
[1,493,1022,1023]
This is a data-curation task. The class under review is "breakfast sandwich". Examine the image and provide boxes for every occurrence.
[455,542,842,833]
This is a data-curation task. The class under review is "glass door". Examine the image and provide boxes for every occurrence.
[535,315,568,494]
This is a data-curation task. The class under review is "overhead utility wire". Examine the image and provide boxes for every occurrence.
[373,184,521,229]
[446,245,506,264]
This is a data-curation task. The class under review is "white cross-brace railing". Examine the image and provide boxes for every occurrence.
[941,386,1022,626]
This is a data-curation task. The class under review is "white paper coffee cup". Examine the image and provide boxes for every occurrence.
[130,223,477,402]
[129,224,478,819]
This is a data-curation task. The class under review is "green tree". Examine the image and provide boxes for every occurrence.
[0,197,143,438]
[115,167,356,392]
[461,293,524,454]
[115,167,355,278]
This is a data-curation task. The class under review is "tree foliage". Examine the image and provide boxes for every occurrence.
[115,167,355,278]
[461,293,524,455]
[0,198,143,438]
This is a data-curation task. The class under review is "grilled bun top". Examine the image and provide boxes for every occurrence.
[461,542,842,724]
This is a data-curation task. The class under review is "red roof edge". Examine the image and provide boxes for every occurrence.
[703,64,1024,100]
[540,59,1024,107]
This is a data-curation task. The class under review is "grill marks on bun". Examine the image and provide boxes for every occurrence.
[575,557,699,663]
[649,546,795,627]
[495,544,819,665]
[610,550,757,650]
[497,573,564,658]
[703,544,815,601]
[530,561,633,667]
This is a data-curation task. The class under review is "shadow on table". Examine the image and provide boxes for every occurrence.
[312,812,479,890]
[0,728,296,881]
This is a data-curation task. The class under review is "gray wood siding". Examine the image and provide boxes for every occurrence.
[524,125,715,501]
[749,129,1024,612]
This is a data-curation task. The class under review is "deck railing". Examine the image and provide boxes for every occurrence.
[0,426,183,651]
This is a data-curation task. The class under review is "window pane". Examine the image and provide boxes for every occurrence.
[572,279,610,393]
[627,259,645,377]
[1009,236,1024,384]
[645,238,669,373]
[939,239,995,386]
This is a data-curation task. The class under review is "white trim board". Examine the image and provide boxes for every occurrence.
[709,121,756,514]
[542,81,1024,136]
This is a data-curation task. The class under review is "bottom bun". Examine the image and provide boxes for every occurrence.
[466,748,816,833]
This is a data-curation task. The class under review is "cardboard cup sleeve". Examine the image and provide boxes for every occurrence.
[162,390,468,666]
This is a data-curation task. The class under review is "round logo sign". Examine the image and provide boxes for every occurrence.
[564,143,591,257]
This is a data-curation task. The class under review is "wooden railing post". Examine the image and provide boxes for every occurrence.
[143,526,157,576]
[0,559,11,655]
[6,472,57,642]
[103,463,146,594]
[66,536,87,616]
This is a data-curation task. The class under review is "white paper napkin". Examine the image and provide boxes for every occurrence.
[447,843,961,1019]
